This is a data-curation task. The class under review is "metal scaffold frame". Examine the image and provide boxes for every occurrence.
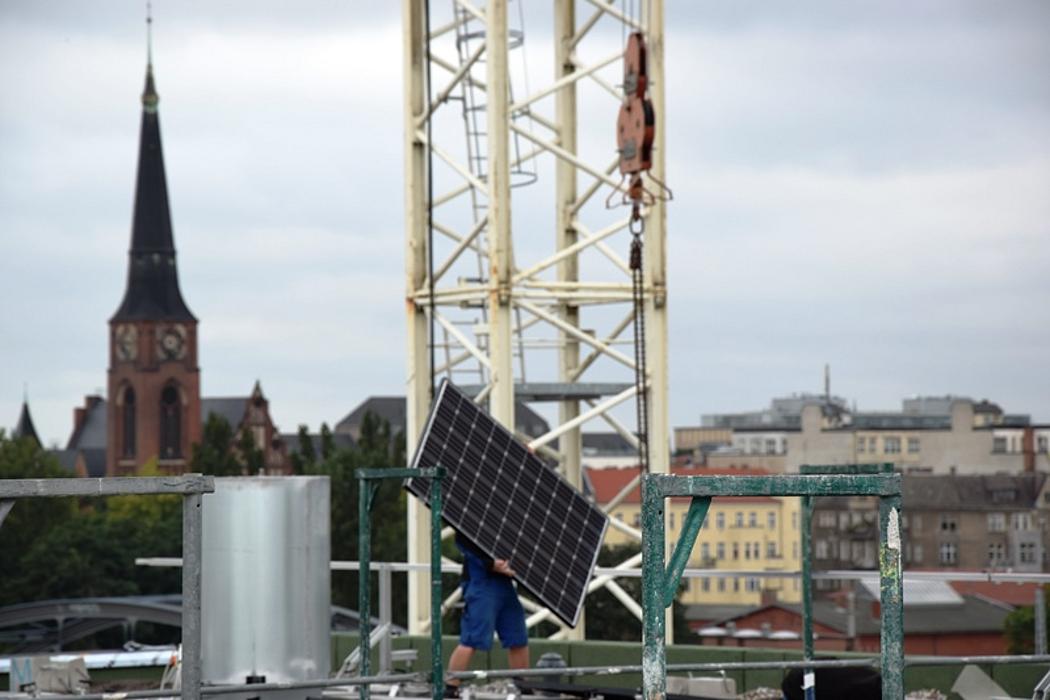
[639,471,905,700]
[0,476,215,700]
[404,0,670,640]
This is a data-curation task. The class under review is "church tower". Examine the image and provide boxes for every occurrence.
[107,32,200,475]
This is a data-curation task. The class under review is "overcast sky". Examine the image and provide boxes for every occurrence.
[2,1,1048,448]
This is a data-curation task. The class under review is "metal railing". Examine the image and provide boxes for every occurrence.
[0,476,214,700]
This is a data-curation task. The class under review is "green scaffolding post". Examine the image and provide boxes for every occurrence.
[640,471,904,700]
[357,467,445,700]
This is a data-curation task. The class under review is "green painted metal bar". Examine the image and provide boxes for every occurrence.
[662,496,710,607]
[647,473,900,497]
[800,463,894,475]
[879,494,905,699]
[800,494,814,700]
[429,469,445,700]
[641,476,666,700]
[358,479,374,700]
[356,467,443,700]
[639,471,905,700]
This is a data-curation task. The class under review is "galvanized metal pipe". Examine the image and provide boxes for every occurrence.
[182,491,204,700]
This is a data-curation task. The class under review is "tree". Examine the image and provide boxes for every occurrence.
[319,423,336,460]
[584,542,690,642]
[1004,588,1050,653]
[189,413,242,476]
[290,424,315,474]
[237,427,264,475]
[0,432,77,607]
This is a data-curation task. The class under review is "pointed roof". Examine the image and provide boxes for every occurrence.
[111,57,195,323]
[12,400,41,447]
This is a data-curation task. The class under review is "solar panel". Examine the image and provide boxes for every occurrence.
[406,380,608,627]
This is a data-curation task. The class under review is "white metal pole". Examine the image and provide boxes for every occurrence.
[404,0,432,636]
[487,0,515,428]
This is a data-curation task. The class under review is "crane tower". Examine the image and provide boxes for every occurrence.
[403,0,669,640]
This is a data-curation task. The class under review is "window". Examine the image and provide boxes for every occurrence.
[988,542,1006,565]
[1013,513,1033,531]
[857,436,866,453]
[160,385,181,458]
[749,438,761,454]
[815,540,829,559]
[940,515,957,532]
[1021,542,1037,563]
[717,578,726,592]
[701,542,710,560]
[913,544,923,563]
[744,543,751,560]
[767,541,777,558]
[907,437,920,454]
[868,437,877,453]
[716,512,725,530]
[732,542,739,560]
[993,437,1007,453]
[633,512,641,527]
[838,512,849,529]
[1039,436,1049,452]
[733,577,740,592]
[746,577,761,592]
[748,512,758,527]
[818,512,836,528]
[717,543,725,559]
[884,437,901,454]
[735,512,744,527]
[939,542,957,565]
[988,513,1006,533]
[792,511,799,529]
[913,514,923,533]
[701,577,710,592]
[765,438,777,454]
[121,386,136,458]
[839,540,849,561]
[768,512,776,530]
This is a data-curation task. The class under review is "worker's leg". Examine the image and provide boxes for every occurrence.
[446,644,476,687]
[506,644,529,669]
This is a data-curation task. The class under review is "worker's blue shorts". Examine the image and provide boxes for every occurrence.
[459,576,528,651]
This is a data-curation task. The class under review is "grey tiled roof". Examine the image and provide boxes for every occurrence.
[79,448,108,478]
[201,397,248,430]
[903,472,1045,511]
[67,399,107,450]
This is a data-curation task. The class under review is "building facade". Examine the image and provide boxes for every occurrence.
[105,56,201,475]
[589,465,802,607]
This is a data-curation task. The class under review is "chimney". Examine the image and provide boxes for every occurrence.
[1023,427,1035,472]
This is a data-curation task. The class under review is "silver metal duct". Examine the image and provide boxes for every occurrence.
[201,476,331,685]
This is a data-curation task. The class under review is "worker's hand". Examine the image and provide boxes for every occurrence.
[492,559,516,577]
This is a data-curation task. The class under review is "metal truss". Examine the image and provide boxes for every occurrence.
[404,0,669,639]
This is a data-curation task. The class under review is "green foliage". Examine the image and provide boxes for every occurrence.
[1004,588,1050,654]
[290,424,315,474]
[584,542,690,643]
[189,413,243,476]
[237,427,264,475]
[304,412,409,626]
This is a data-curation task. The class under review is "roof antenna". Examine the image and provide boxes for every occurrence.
[146,1,153,66]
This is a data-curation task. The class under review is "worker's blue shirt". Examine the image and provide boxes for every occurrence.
[455,533,527,650]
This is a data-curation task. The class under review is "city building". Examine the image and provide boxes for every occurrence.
[676,393,1050,474]
[588,465,802,607]
[810,472,1049,589]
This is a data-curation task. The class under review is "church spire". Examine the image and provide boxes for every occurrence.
[12,397,42,448]
[111,6,195,323]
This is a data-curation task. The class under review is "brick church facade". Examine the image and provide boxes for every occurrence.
[57,52,289,476]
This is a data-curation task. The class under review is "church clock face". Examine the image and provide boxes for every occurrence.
[115,324,138,361]
[156,324,188,361]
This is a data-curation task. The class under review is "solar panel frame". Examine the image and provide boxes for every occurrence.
[406,379,608,627]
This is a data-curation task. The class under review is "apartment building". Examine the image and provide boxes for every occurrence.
[588,465,802,606]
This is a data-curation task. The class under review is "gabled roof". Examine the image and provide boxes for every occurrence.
[66,397,107,450]
[582,432,636,455]
[201,397,249,431]
[12,400,41,447]
[335,394,551,440]
[902,472,1045,511]
[586,465,773,505]
[110,61,194,323]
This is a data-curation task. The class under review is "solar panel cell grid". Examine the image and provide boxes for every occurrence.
[406,380,608,627]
